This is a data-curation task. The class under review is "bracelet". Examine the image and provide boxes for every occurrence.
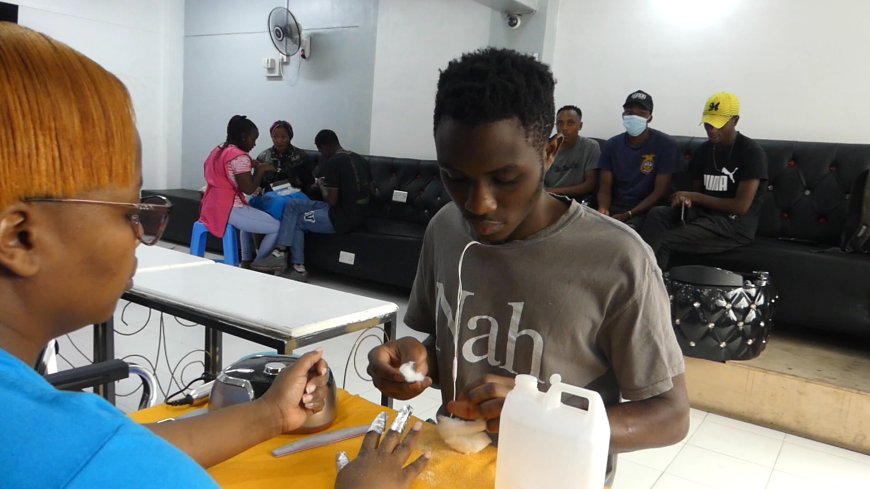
[628,210,633,218]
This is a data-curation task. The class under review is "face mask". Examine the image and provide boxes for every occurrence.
[622,115,648,137]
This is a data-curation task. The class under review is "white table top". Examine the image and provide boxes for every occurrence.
[128,263,398,341]
[135,246,215,274]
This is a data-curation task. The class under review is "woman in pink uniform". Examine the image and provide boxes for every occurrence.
[200,115,285,272]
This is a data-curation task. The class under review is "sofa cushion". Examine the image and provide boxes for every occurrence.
[368,157,451,224]
[305,150,452,226]
[305,231,422,288]
[365,217,427,240]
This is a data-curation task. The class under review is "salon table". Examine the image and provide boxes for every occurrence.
[131,389,497,488]
[94,246,398,407]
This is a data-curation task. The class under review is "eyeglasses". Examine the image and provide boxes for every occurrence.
[25,194,172,246]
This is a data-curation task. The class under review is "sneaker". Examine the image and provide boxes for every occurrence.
[285,264,309,282]
[251,254,287,273]
[240,260,253,270]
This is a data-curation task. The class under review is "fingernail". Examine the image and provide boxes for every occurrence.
[335,451,350,471]
[390,405,413,432]
[302,394,312,403]
[412,421,423,431]
[424,451,432,459]
[368,412,388,434]
[306,384,316,394]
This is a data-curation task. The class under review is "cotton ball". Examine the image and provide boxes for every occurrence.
[436,414,492,454]
[399,361,425,383]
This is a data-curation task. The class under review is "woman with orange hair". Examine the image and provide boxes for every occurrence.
[0,23,424,488]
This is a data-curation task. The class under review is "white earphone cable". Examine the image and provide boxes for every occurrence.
[452,240,479,402]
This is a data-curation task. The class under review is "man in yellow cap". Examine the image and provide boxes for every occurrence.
[640,92,768,269]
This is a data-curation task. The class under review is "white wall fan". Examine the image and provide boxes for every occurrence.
[268,6,311,60]
[263,5,310,78]
[262,3,356,79]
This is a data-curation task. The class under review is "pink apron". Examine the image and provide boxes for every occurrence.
[200,145,247,238]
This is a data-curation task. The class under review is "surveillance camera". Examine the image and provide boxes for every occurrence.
[506,13,522,29]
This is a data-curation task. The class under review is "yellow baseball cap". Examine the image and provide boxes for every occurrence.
[701,92,740,128]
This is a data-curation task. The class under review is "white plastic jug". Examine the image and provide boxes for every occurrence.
[495,374,610,489]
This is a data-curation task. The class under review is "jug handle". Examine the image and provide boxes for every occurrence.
[543,374,607,418]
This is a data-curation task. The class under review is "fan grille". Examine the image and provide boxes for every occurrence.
[268,7,301,56]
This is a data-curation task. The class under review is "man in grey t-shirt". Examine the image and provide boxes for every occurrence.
[366,48,689,486]
[545,105,601,202]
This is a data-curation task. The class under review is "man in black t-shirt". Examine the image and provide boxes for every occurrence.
[319,133,372,233]
[276,129,372,280]
[640,92,768,269]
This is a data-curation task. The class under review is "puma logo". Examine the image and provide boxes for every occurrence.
[721,167,738,183]
[708,102,720,112]
[303,210,316,223]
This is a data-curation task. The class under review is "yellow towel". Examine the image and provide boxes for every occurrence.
[131,389,497,488]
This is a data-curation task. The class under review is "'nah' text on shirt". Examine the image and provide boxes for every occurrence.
[434,282,544,378]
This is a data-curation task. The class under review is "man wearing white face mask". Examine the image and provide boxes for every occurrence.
[597,90,679,230]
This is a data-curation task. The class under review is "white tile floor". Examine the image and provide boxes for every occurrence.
[54,243,870,488]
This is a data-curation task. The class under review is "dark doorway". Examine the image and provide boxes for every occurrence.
[0,2,18,23]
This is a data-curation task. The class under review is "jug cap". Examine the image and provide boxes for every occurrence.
[515,374,537,391]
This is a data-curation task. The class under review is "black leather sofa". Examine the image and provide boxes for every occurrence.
[667,136,870,341]
[146,137,870,340]
[302,151,451,289]
[302,140,870,340]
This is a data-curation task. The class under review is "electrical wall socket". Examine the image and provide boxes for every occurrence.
[263,57,282,78]
[338,251,355,265]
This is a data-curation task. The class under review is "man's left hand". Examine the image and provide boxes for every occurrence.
[446,374,516,433]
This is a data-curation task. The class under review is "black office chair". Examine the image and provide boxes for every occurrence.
[37,340,157,410]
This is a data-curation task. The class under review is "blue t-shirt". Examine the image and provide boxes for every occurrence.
[0,348,217,488]
[598,128,679,206]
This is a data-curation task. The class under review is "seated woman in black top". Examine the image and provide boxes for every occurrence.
[256,120,317,198]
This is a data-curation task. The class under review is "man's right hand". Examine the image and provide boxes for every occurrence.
[598,207,610,216]
[670,191,695,208]
[367,337,433,400]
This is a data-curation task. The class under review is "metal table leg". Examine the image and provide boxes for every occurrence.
[205,327,222,376]
[93,320,115,404]
[381,312,397,409]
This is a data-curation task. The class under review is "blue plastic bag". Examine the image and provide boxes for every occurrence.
[249,191,310,220]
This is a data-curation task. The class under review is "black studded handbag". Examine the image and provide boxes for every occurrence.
[664,265,775,362]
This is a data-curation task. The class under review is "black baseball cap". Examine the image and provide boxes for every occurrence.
[623,90,653,112]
